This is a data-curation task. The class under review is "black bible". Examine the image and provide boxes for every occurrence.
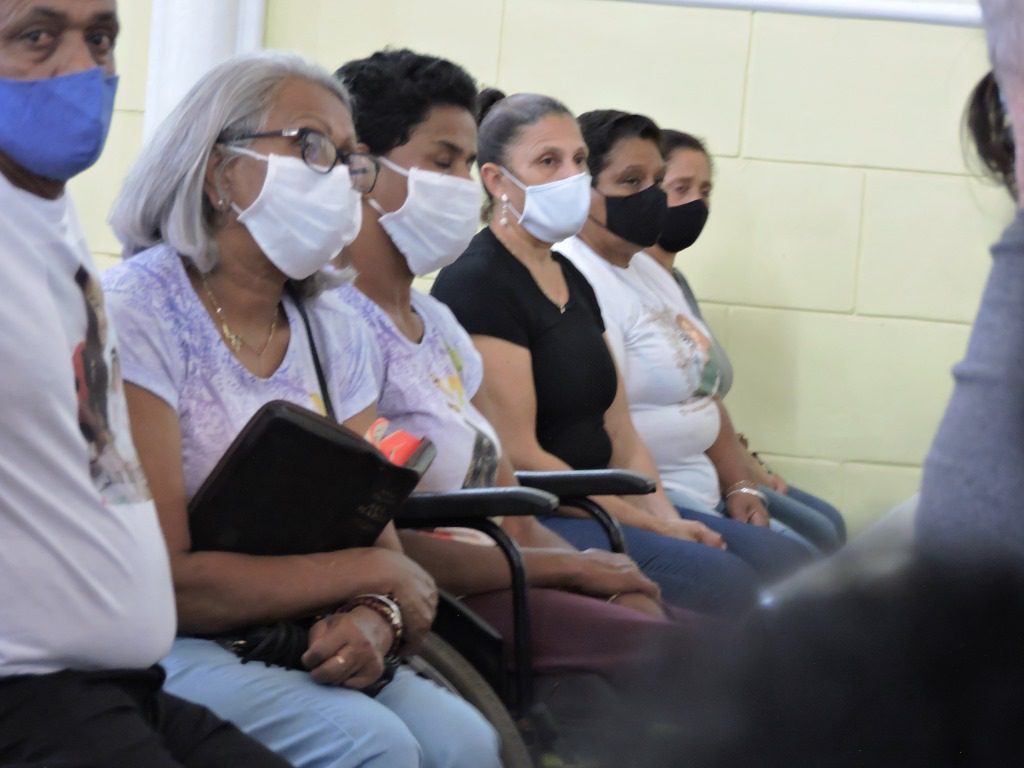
[188,400,434,556]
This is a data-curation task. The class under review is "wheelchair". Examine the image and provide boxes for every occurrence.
[397,470,654,767]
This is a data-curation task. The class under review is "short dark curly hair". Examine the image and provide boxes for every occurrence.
[334,49,477,156]
[577,109,661,183]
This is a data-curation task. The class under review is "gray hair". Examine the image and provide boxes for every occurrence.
[980,0,1024,91]
[110,51,352,274]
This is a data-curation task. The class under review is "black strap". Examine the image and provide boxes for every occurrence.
[285,282,336,421]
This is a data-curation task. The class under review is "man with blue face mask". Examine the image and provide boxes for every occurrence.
[0,2,291,765]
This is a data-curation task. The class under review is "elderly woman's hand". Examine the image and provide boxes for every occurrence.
[360,548,438,652]
[302,609,391,689]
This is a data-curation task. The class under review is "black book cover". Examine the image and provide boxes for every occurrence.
[188,400,432,556]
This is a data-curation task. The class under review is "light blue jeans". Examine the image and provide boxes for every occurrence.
[161,637,501,768]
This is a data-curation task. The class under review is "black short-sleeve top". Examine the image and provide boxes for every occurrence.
[431,228,618,469]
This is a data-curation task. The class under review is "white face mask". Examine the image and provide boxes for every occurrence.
[500,168,592,244]
[228,148,363,280]
[368,155,481,276]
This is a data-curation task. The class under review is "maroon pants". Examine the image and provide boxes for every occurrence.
[461,588,695,678]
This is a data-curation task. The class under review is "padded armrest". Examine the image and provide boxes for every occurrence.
[515,469,655,498]
[396,486,558,523]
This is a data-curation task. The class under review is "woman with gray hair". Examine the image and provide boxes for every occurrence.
[101,51,500,768]
[916,0,1024,564]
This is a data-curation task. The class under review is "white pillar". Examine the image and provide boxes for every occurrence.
[143,0,267,142]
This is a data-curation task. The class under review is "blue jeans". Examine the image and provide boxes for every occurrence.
[666,487,819,553]
[540,503,813,613]
[771,484,846,549]
[161,637,501,768]
[674,506,815,581]
[668,485,846,554]
[538,515,760,613]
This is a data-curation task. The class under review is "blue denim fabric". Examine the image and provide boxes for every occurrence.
[161,637,500,768]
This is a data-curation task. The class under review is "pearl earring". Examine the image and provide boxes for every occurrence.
[500,193,510,227]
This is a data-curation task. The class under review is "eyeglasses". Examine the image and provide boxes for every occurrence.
[222,127,379,193]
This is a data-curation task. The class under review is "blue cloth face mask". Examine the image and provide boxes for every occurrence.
[0,67,119,182]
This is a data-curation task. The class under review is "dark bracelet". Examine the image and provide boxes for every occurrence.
[339,593,404,657]
[360,654,400,698]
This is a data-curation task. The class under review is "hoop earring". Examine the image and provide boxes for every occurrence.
[499,193,510,227]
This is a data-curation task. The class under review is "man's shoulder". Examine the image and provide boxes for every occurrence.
[0,178,86,275]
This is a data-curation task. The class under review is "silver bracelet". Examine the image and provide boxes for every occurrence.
[725,486,768,503]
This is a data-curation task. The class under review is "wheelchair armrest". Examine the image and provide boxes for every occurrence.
[396,486,559,524]
[393,489,547,713]
[515,469,655,498]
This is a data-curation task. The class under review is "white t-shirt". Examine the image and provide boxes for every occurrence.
[0,173,176,677]
[337,284,501,493]
[559,237,723,509]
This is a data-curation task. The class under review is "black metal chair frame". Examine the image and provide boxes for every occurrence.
[395,469,655,717]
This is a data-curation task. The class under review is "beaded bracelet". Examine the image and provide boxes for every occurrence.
[339,593,404,657]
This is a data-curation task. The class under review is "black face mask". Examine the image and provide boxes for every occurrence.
[602,184,667,248]
[657,199,709,253]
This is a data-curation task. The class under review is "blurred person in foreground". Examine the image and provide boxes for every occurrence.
[916,0,1024,562]
[603,553,1024,767]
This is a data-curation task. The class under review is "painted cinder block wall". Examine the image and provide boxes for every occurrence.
[78,0,1013,532]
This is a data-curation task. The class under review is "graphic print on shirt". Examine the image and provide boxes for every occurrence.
[674,313,721,399]
[72,266,150,505]
[644,304,721,405]
[433,343,469,412]
[463,428,499,488]
[435,342,498,487]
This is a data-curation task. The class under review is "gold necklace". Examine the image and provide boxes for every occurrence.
[198,272,278,356]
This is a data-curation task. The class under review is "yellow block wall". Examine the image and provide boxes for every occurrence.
[71,0,150,272]
[77,0,1013,533]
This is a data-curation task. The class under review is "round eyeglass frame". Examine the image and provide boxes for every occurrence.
[221,127,379,193]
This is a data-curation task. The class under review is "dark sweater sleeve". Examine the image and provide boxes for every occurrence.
[916,211,1024,561]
